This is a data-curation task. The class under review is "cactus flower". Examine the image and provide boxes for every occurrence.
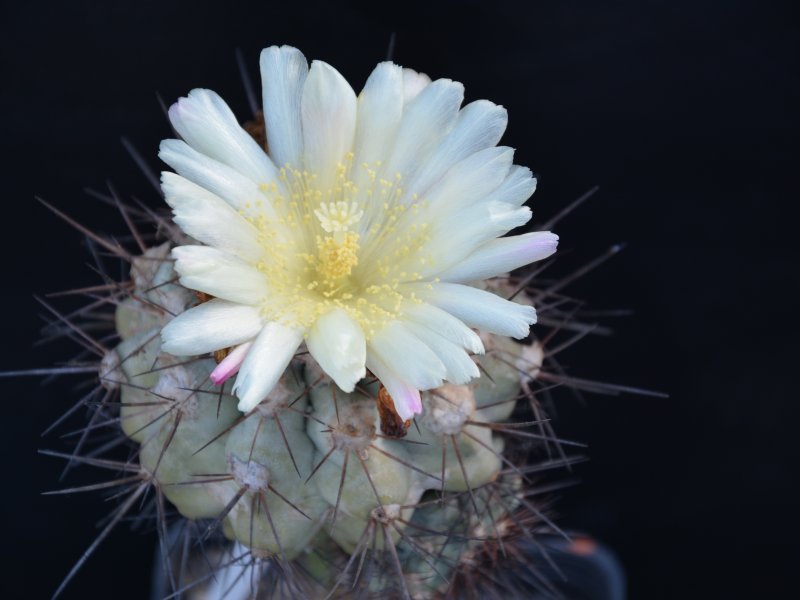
[159,45,558,418]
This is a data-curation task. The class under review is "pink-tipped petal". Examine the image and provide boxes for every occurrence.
[366,353,423,421]
[210,341,253,385]
[392,386,422,422]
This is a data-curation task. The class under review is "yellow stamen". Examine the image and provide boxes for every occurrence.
[316,232,360,282]
[242,161,431,337]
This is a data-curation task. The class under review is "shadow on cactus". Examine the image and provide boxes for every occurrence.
[34,45,662,599]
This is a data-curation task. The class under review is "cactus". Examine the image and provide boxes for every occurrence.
[36,45,651,599]
[99,247,554,598]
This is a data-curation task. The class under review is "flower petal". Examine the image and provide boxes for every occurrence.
[369,146,512,270]
[233,322,304,412]
[404,99,508,199]
[484,164,537,207]
[161,299,263,356]
[365,352,422,421]
[418,201,532,277]
[402,68,431,103]
[406,282,537,339]
[402,303,484,355]
[422,146,514,220]
[352,61,404,200]
[159,139,266,213]
[402,322,479,385]
[368,321,446,390]
[376,149,518,278]
[168,88,279,184]
[172,246,268,305]
[437,232,559,282]
[161,172,264,262]
[306,308,366,392]
[301,60,357,193]
[210,341,253,385]
[260,45,308,169]
[381,78,464,185]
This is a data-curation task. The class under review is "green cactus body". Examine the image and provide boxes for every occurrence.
[98,247,546,597]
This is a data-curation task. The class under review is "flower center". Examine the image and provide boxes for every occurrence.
[312,200,364,289]
[242,158,432,337]
[316,232,360,284]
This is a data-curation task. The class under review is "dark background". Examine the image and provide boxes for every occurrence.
[2,1,797,598]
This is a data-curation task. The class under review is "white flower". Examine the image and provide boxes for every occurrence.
[159,45,558,419]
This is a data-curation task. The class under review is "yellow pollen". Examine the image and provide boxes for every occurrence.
[316,232,360,282]
[242,161,436,337]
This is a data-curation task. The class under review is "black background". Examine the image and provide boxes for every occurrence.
[2,1,797,598]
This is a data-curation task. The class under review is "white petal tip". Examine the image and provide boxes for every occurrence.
[159,328,181,356]
[232,378,261,413]
[331,365,366,393]
[469,337,486,355]
[236,397,258,413]
[511,311,537,339]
